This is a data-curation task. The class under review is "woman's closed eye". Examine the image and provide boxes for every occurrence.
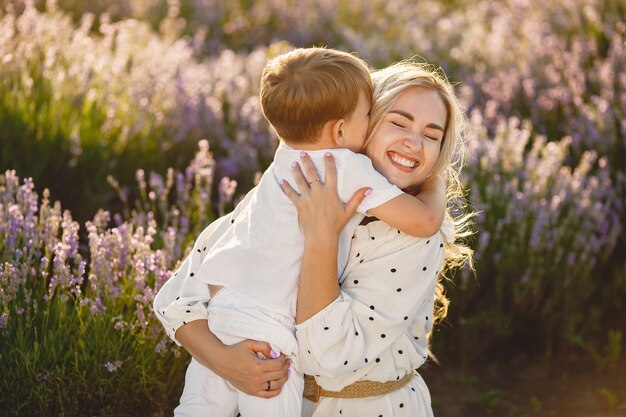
[424,129,443,142]
[391,121,406,128]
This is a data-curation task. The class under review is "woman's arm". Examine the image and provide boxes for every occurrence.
[281,153,444,380]
[176,319,290,398]
[296,232,443,378]
[298,232,341,324]
[280,152,370,323]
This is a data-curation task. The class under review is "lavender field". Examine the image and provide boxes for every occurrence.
[1,0,624,415]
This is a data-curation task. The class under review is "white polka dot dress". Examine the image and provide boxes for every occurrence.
[297,219,450,417]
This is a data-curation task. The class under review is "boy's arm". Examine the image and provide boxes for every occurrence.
[367,175,446,237]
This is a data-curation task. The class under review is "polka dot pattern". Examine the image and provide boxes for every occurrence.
[155,216,447,416]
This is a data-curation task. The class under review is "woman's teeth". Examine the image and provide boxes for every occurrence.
[391,154,416,168]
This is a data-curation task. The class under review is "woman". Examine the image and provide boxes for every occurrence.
[154,61,472,415]
[282,61,472,416]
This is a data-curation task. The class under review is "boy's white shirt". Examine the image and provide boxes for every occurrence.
[196,143,403,318]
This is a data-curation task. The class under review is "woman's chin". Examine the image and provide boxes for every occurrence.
[385,174,411,190]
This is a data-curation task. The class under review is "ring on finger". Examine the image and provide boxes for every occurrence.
[266,380,271,391]
[308,178,321,185]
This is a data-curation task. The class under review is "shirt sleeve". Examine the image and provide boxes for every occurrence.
[153,187,257,345]
[295,228,444,380]
[152,214,229,344]
[336,153,404,215]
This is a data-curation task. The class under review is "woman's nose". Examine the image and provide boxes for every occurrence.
[403,133,423,152]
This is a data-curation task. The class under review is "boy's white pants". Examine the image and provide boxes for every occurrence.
[175,288,303,417]
[174,358,303,417]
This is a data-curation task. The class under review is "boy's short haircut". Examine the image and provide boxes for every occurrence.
[260,47,372,145]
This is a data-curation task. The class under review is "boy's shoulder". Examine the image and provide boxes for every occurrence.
[331,149,374,169]
[273,144,370,165]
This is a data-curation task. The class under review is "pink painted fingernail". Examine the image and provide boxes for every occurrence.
[279,179,285,185]
[300,151,307,157]
[291,161,298,168]
[365,188,372,196]
[324,152,332,157]
[270,349,279,359]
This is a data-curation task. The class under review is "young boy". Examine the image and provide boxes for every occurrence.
[157,47,445,417]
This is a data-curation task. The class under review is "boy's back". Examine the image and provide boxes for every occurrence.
[197,145,402,318]
[196,47,379,320]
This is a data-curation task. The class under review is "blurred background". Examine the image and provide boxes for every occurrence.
[0,0,624,415]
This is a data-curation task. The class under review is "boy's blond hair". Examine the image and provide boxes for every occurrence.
[260,47,372,145]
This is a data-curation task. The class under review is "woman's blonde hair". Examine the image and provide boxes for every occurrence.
[366,61,474,337]
[260,47,372,145]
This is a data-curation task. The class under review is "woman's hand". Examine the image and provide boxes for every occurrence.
[215,339,290,398]
[280,152,370,239]
[281,152,371,323]
[176,320,289,398]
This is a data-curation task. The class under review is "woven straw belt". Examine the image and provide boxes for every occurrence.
[303,372,414,402]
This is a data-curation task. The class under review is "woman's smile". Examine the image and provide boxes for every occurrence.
[368,86,446,190]
[387,150,420,170]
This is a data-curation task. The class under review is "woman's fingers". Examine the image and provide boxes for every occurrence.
[323,152,337,187]
[280,179,300,204]
[215,339,289,398]
[299,152,321,186]
[290,160,310,192]
[254,385,282,399]
[252,376,283,398]
[263,359,290,397]
[252,354,290,399]
[285,152,335,196]
[260,357,290,396]
[268,371,289,394]
[246,340,282,361]
[263,367,289,384]
[345,187,371,217]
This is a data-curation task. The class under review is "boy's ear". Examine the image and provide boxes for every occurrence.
[330,119,346,146]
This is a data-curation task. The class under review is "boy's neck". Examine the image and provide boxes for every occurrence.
[284,136,338,151]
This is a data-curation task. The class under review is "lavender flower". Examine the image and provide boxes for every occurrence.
[0,0,623,367]
[104,360,123,373]
[217,177,238,217]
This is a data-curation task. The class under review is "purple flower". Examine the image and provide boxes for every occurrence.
[104,361,123,373]
[155,339,167,354]
[90,297,106,314]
